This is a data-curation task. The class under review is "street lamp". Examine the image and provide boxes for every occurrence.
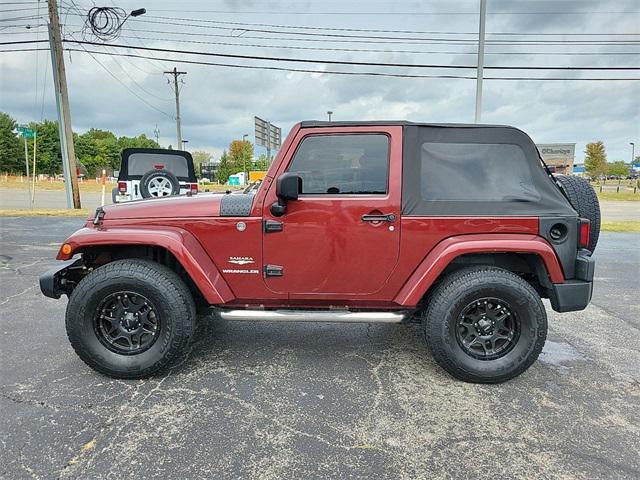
[327,111,333,121]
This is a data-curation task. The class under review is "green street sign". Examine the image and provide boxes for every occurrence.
[16,126,35,138]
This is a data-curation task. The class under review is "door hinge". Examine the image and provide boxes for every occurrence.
[264,265,284,277]
[263,219,284,233]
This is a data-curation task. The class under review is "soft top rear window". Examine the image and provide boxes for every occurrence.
[420,142,540,202]
[126,153,189,177]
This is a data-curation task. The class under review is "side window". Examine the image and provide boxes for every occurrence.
[287,134,389,194]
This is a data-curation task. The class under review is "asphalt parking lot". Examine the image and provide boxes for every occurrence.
[1,217,639,479]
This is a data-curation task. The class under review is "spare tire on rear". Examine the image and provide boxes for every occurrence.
[553,174,600,253]
[140,169,180,199]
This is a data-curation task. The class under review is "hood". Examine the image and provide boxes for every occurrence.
[102,193,225,220]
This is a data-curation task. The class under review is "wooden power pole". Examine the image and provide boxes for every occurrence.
[48,0,81,208]
[164,67,186,149]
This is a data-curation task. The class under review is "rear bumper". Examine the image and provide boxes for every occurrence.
[39,259,81,299]
[549,251,595,312]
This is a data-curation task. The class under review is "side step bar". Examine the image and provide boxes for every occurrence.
[216,309,407,324]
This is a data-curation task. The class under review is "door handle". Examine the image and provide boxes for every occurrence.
[361,213,396,223]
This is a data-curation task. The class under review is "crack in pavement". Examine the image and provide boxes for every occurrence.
[0,285,38,306]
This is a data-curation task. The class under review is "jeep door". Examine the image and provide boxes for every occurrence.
[262,126,402,298]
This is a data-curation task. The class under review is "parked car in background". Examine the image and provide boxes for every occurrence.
[113,148,198,203]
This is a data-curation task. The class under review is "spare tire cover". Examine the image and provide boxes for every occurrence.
[139,169,181,198]
[554,174,601,253]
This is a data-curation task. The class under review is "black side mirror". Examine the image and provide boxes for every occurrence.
[276,173,301,201]
[271,173,302,216]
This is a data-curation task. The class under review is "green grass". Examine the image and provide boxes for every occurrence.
[596,190,640,201]
[600,221,640,233]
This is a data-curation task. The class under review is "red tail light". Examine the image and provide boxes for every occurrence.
[118,181,127,193]
[579,219,591,249]
[190,183,198,194]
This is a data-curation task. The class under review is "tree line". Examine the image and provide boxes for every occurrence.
[1,111,270,182]
[0,111,159,177]
[584,141,637,179]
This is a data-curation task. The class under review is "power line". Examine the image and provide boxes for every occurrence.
[61,48,640,81]
[63,39,174,119]
[1,26,47,34]
[141,14,640,38]
[6,39,640,71]
[115,33,640,57]
[67,40,640,71]
[123,9,640,16]
[128,18,640,45]
[60,22,640,48]
[65,32,172,101]
[0,47,49,52]
[64,0,168,74]
[0,14,44,22]
[0,7,41,13]
[3,46,638,81]
[59,14,640,45]
[6,33,638,58]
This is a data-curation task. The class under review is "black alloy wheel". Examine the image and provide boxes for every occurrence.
[456,297,519,360]
[94,291,160,355]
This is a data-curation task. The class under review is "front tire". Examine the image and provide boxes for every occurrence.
[424,267,547,384]
[65,259,195,379]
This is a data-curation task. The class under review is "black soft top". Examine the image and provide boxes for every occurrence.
[300,120,510,128]
[300,121,576,217]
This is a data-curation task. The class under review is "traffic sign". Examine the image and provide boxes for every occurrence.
[16,126,35,138]
[254,116,281,150]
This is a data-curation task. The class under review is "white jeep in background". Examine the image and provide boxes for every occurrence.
[113,148,198,203]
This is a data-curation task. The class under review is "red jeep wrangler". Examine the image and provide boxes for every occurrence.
[40,122,599,383]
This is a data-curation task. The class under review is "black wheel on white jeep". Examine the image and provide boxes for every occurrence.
[140,169,181,198]
[65,259,195,379]
[424,266,547,384]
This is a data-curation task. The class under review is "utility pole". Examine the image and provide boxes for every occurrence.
[266,120,272,166]
[242,133,249,184]
[164,67,187,148]
[474,0,487,124]
[153,124,160,146]
[48,0,81,208]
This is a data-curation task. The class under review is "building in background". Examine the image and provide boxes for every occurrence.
[573,164,586,176]
[536,143,576,174]
[200,161,219,181]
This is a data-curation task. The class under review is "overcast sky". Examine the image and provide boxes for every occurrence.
[1,0,639,162]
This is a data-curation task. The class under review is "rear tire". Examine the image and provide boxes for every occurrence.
[424,267,547,384]
[65,259,195,379]
[553,174,600,253]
